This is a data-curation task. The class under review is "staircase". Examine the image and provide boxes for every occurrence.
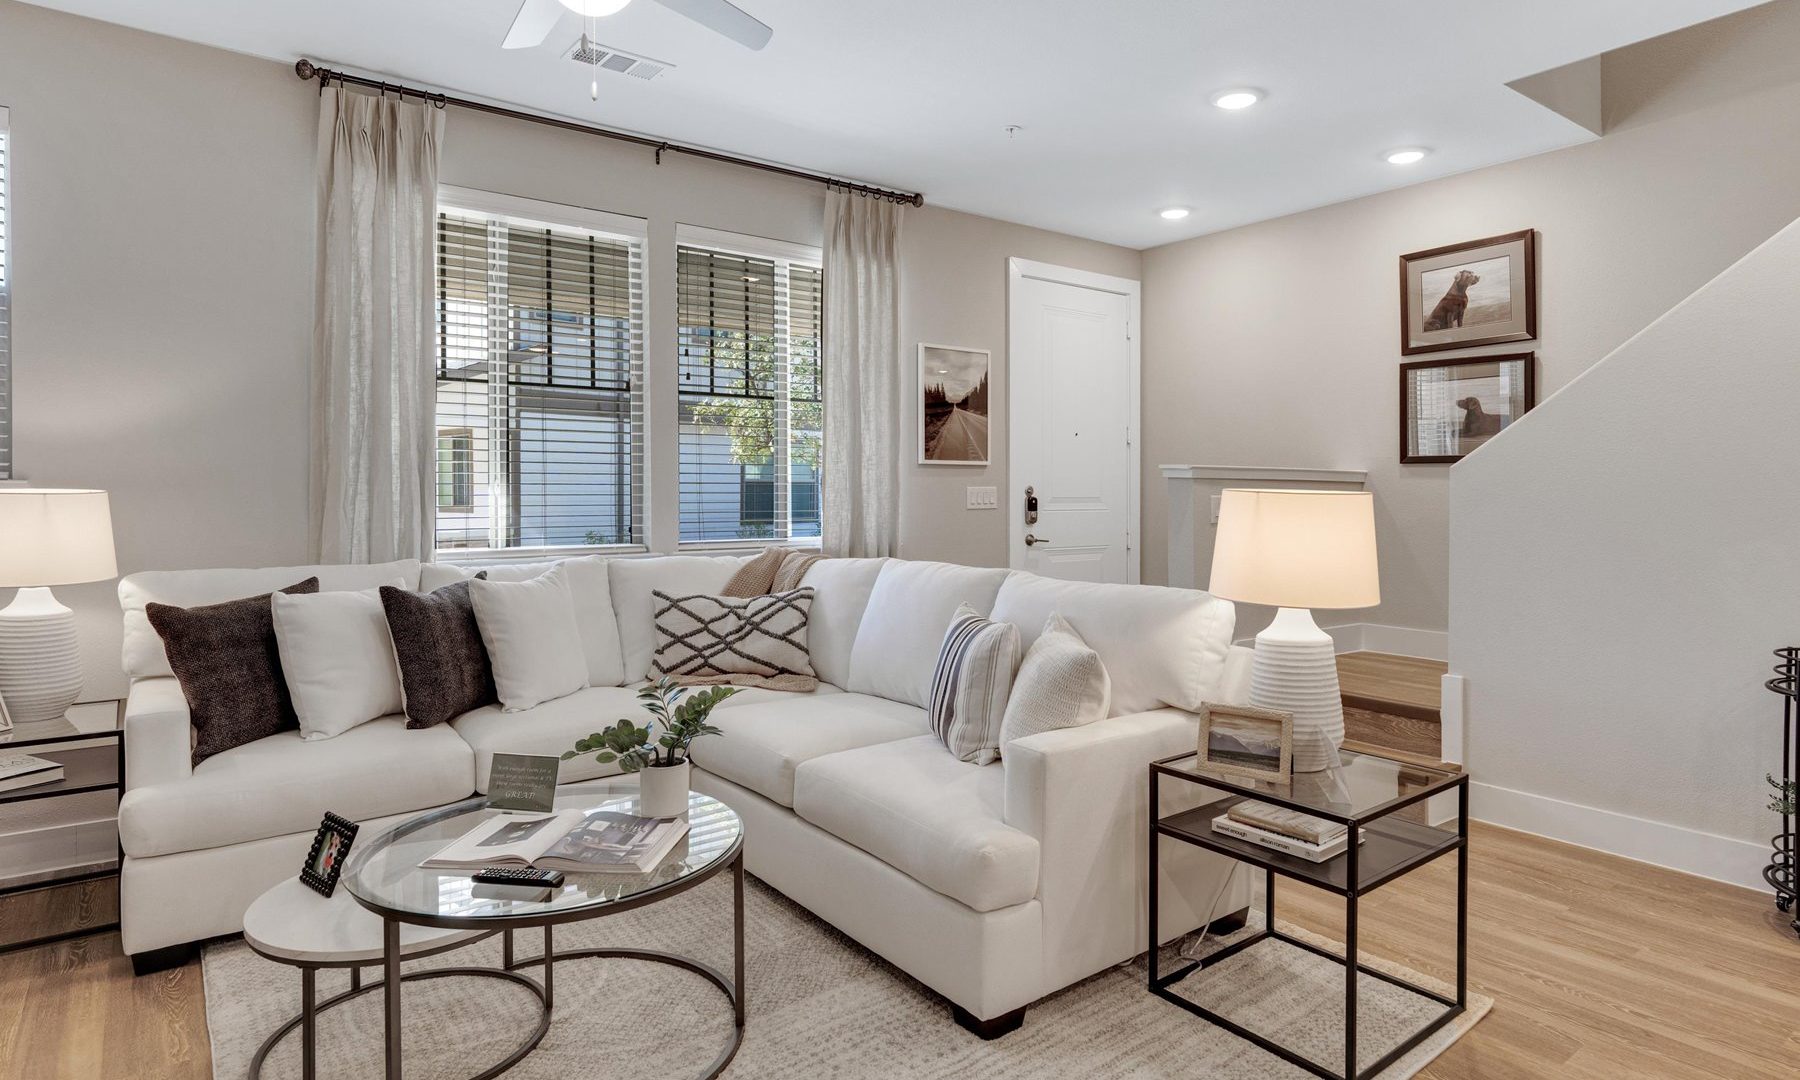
[1335,651,1449,767]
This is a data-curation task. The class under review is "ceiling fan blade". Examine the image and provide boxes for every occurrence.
[651,0,773,50]
[503,0,567,49]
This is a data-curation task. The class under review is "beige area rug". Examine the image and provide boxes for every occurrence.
[204,875,1489,1079]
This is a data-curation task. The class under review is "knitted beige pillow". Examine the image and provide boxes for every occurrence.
[999,612,1111,751]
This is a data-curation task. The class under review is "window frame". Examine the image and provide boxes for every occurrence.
[673,223,825,552]
[433,186,649,563]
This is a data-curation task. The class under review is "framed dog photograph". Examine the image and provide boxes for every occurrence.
[300,812,359,898]
[1401,352,1536,463]
[1197,703,1293,784]
[918,343,991,465]
[1400,229,1536,355]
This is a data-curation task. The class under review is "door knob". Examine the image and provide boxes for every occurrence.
[1024,534,1050,547]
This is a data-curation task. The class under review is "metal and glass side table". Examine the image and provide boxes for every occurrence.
[1148,748,1468,1080]
[0,700,126,955]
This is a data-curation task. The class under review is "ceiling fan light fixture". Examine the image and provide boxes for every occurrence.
[559,0,632,16]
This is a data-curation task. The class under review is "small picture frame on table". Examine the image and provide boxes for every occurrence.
[300,812,359,898]
[1197,703,1293,784]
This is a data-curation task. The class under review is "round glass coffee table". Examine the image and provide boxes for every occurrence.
[343,782,746,1080]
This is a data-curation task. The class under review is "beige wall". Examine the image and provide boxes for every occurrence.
[1139,0,1800,636]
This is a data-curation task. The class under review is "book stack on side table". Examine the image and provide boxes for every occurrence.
[1212,799,1359,862]
[0,752,64,793]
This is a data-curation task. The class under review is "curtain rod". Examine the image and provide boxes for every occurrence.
[295,60,924,207]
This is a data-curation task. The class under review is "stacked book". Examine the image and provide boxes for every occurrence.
[1212,800,1358,863]
[0,753,64,793]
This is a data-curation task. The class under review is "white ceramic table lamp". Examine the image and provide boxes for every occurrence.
[1208,489,1379,772]
[0,489,118,727]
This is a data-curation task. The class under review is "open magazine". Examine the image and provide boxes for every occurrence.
[422,808,688,874]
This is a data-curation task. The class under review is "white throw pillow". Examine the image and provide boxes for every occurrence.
[272,582,407,740]
[1000,612,1111,751]
[927,602,1021,765]
[420,556,625,687]
[469,566,589,712]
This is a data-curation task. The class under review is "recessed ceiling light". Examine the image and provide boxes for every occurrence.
[1385,147,1429,165]
[1159,207,1191,221]
[1211,88,1262,111]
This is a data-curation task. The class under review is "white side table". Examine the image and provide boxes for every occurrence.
[242,879,540,1080]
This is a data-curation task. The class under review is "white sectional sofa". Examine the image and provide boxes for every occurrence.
[116,553,1253,1035]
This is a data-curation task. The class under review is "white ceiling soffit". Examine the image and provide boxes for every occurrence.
[12,0,1769,248]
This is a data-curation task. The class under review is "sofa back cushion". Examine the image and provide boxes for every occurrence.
[119,560,421,680]
[988,572,1236,716]
[847,561,1010,708]
[609,555,750,683]
[417,555,624,687]
[797,557,887,688]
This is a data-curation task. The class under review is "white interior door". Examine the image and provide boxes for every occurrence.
[1008,259,1140,583]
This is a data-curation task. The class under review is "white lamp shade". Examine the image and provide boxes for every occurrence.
[0,489,119,587]
[1209,488,1379,610]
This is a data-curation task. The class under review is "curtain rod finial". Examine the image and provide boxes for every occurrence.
[295,59,318,81]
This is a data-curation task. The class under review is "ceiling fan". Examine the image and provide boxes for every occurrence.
[503,0,773,52]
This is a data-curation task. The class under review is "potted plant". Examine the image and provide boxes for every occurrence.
[564,677,736,818]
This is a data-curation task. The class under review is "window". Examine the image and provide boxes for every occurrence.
[433,191,645,553]
[676,229,823,545]
[0,106,11,480]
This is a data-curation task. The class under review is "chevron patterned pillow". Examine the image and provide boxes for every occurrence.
[652,587,817,684]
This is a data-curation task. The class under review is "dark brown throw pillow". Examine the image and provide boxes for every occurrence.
[147,578,321,767]
[380,573,495,729]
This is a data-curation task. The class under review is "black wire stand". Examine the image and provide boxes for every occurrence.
[1765,647,1798,935]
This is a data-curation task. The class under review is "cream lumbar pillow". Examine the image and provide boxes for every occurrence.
[1000,612,1111,750]
[272,582,407,741]
[928,602,1021,765]
[469,565,589,712]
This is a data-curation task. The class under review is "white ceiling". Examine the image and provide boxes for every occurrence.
[19,0,1766,248]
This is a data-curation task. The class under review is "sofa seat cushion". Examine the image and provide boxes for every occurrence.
[686,692,927,808]
[118,718,473,858]
[793,735,1039,912]
[452,686,647,792]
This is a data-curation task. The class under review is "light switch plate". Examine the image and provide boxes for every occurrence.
[966,486,998,510]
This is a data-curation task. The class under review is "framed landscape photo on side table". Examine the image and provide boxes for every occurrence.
[1400,229,1537,355]
[1401,352,1536,464]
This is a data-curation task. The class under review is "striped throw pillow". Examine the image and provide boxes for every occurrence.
[928,603,1021,765]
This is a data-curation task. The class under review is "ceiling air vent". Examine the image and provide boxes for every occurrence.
[565,35,674,82]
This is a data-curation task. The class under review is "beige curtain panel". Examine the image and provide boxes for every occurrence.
[311,87,445,564]
[821,190,903,558]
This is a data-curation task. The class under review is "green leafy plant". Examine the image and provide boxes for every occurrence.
[564,677,736,773]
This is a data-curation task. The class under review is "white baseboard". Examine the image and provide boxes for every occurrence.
[1235,622,1449,662]
[1471,780,1766,892]
[0,817,117,889]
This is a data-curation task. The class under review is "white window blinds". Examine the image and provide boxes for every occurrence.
[434,202,645,552]
[676,237,823,545]
[0,107,11,480]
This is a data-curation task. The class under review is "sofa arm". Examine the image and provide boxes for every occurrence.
[1003,708,1252,989]
[124,678,193,790]
[1218,644,1254,705]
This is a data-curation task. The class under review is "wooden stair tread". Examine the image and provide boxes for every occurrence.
[1337,651,1446,721]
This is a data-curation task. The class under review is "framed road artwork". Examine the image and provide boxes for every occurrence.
[1400,229,1537,355]
[918,343,991,465]
[1400,352,1536,463]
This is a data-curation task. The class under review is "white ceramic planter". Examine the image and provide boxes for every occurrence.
[638,760,691,818]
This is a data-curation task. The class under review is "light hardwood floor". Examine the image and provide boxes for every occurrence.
[5,705,1797,1077]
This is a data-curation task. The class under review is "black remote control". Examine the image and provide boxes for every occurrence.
[471,866,565,888]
